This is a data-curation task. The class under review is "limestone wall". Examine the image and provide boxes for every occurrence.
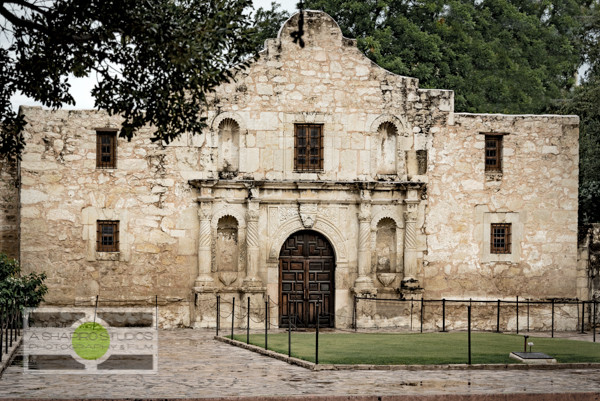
[0,157,19,259]
[18,107,200,326]
[196,11,452,182]
[13,11,582,329]
[426,113,580,300]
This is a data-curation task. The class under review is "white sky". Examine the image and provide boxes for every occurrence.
[9,0,299,112]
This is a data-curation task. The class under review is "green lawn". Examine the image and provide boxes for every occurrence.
[230,332,600,365]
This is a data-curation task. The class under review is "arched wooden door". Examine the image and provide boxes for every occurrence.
[279,230,335,328]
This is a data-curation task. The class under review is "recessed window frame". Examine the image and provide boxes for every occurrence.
[490,223,511,254]
[294,124,323,172]
[485,134,503,172]
[96,130,117,169]
[97,220,119,252]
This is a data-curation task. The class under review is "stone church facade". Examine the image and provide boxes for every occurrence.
[1,11,583,328]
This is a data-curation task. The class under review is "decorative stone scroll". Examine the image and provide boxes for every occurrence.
[299,203,318,228]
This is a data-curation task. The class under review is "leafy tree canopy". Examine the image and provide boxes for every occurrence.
[0,0,286,159]
[303,0,587,114]
[0,253,47,309]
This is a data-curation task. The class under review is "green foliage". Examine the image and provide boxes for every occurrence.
[252,2,291,53]
[0,0,286,159]
[0,253,47,309]
[558,76,600,224]
[303,0,583,114]
[235,332,600,364]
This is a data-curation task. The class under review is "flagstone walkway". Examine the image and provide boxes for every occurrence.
[0,329,598,399]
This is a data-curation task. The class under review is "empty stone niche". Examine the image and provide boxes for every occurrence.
[377,122,397,175]
[218,118,239,174]
[376,218,397,279]
[217,216,239,286]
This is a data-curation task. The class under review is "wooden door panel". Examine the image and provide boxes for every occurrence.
[279,230,334,328]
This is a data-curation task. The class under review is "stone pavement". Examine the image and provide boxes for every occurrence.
[0,329,599,399]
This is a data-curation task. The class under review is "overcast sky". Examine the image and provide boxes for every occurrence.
[9,0,299,112]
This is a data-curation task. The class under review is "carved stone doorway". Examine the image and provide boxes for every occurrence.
[279,230,335,328]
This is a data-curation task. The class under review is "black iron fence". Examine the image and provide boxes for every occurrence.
[352,297,599,339]
[215,295,599,365]
[0,302,22,363]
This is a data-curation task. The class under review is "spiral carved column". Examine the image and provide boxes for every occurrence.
[353,192,375,292]
[403,198,419,287]
[243,200,262,287]
[195,202,214,288]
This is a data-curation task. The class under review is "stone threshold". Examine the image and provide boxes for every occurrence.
[0,336,22,379]
[215,335,600,371]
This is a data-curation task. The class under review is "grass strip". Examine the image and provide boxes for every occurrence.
[230,332,600,365]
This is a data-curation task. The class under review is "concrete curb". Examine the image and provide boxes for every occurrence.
[215,335,600,371]
[0,336,22,379]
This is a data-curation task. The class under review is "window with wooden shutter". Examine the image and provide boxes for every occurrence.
[294,124,323,171]
[97,220,119,252]
[490,223,511,254]
[96,131,117,168]
[485,135,502,172]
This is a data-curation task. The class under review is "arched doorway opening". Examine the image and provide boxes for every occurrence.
[279,230,335,328]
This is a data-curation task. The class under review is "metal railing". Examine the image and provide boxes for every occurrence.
[0,302,22,363]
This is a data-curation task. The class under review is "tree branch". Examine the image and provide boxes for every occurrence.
[0,4,47,33]
[1,0,50,14]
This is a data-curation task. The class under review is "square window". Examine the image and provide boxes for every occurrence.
[97,220,119,252]
[491,223,511,254]
[485,135,502,172]
[294,124,323,171]
[96,131,117,169]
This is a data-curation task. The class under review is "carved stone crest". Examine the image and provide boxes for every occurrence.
[299,203,318,228]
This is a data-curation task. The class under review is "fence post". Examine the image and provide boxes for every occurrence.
[247,297,250,345]
[576,298,580,332]
[216,295,220,337]
[0,307,3,362]
[517,295,519,334]
[420,298,424,333]
[353,295,357,332]
[155,295,158,330]
[467,305,471,365]
[265,298,268,350]
[9,303,14,346]
[231,297,235,340]
[410,298,414,331]
[316,300,319,365]
[441,299,446,332]
[551,299,555,338]
[5,305,8,354]
[0,305,9,354]
[527,298,530,332]
[581,300,586,334]
[288,302,291,358]
[496,299,501,333]
[594,301,596,343]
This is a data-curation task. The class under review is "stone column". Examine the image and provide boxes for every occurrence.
[403,192,420,289]
[353,190,375,291]
[243,199,263,287]
[194,202,214,288]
